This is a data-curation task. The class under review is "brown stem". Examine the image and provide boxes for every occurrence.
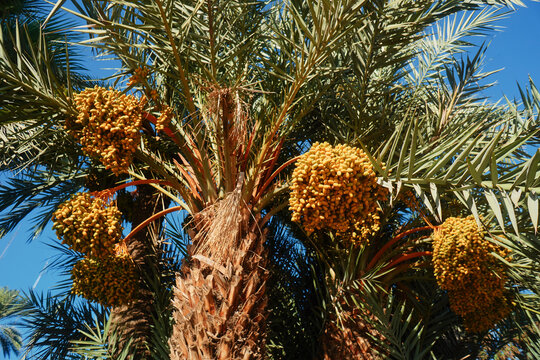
[172,158,203,201]
[253,155,299,206]
[93,179,173,199]
[367,226,433,271]
[221,91,235,193]
[241,120,259,173]
[381,251,432,271]
[255,140,283,195]
[144,112,176,140]
[124,206,184,242]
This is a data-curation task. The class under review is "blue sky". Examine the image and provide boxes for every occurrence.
[481,3,540,100]
[0,2,539,358]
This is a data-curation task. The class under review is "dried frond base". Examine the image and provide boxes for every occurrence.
[192,189,244,263]
[169,223,268,360]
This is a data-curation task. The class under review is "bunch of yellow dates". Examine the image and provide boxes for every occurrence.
[433,216,510,333]
[53,192,137,306]
[67,86,146,175]
[289,142,387,246]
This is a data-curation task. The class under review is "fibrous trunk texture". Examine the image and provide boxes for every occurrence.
[169,204,268,360]
[321,303,382,360]
[110,184,165,356]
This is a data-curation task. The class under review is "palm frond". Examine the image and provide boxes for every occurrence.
[22,290,107,360]
[265,217,322,359]
[0,287,28,357]
[0,170,85,239]
[358,289,440,360]
[70,315,135,360]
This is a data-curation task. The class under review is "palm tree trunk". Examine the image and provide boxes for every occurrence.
[110,184,166,357]
[169,204,269,360]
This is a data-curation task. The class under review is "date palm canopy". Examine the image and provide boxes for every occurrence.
[1,0,540,359]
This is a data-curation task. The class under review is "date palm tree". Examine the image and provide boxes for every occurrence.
[0,0,172,357]
[1,0,540,359]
